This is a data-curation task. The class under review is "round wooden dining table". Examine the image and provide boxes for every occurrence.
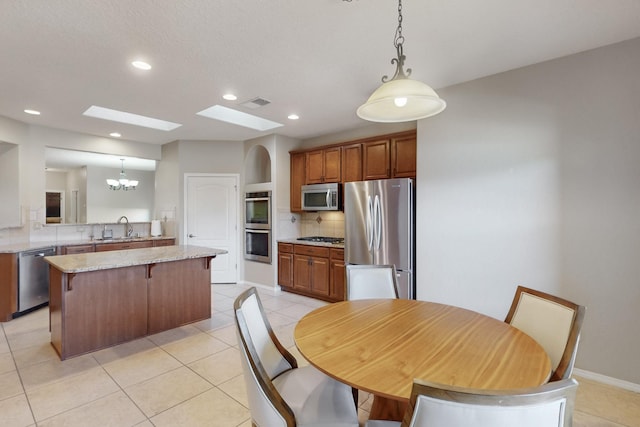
[294,299,551,420]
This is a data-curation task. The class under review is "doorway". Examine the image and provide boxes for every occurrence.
[184,174,239,283]
[45,191,65,224]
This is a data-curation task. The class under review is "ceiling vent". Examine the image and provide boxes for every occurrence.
[240,97,271,109]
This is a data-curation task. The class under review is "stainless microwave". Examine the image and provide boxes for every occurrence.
[301,183,340,211]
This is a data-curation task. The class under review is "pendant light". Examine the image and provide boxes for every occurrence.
[357,0,446,122]
[106,159,139,191]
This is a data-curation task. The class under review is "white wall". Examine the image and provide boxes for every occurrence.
[0,142,21,227]
[417,37,640,384]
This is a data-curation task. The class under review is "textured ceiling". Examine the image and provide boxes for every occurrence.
[1,0,640,148]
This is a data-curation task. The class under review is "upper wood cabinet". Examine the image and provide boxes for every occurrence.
[363,139,391,180]
[391,134,417,178]
[341,143,362,183]
[305,147,341,184]
[290,152,306,212]
[289,130,416,211]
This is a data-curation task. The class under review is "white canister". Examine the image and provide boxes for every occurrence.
[150,220,162,237]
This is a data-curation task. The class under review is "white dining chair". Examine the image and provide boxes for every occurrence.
[366,378,579,427]
[346,264,399,300]
[504,285,586,381]
[234,287,359,427]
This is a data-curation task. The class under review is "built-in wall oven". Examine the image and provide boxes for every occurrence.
[244,191,272,263]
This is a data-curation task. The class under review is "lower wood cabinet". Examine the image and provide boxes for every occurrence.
[0,253,18,321]
[153,238,176,247]
[278,242,345,302]
[329,248,346,301]
[62,244,95,255]
[277,243,294,288]
[95,240,153,252]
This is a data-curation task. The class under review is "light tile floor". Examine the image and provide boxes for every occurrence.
[1,284,638,426]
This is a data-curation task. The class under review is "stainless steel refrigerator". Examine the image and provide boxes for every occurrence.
[344,178,415,299]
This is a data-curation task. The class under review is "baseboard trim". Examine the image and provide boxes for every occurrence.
[238,280,281,293]
[573,368,640,393]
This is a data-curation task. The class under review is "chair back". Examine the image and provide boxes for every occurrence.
[235,287,297,427]
[504,286,586,381]
[347,264,399,300]
[402,378,578,427]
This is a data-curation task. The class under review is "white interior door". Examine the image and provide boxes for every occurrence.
[185,175,238,283]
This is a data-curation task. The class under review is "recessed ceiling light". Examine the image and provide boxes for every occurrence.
[24,109,41,115]
[288,114,299,120]
[223,93,237,101]
[83,106,182,131]
[131,60,152,70]
[197,105,283,131]
[110,132,122,138]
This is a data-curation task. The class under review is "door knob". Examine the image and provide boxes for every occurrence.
[188,234,196,238]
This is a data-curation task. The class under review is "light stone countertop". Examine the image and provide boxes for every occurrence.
[0,236,176,254]
[45,245,227,273]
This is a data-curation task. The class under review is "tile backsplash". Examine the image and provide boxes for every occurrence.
[299,211,345,237]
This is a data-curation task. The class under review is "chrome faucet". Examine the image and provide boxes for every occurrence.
[117,215,133,237]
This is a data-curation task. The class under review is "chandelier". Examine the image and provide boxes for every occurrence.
[107,159,138,191]
[356,0,446,122]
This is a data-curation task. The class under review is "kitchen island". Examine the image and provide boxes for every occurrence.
[45,245,226,360]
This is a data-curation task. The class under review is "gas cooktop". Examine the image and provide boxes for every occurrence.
[297,236,344,244]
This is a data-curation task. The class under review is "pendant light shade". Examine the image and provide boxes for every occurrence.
[356,0,445,123]
[107,159,138,191]
[357,78,446,122]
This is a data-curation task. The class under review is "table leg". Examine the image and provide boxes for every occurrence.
[369,395,407,421]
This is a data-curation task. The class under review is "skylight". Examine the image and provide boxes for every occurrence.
[196,105,283,131]
[83,106,182,131]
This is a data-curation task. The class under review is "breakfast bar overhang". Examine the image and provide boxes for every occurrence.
[45,245,227,360]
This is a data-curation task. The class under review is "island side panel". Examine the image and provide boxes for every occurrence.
[59,266,148,359]
[0,253,18,321]
[147,257,212,335]
[49,267,63,355]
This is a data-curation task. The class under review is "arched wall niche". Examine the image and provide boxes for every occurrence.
[244,145,271,184]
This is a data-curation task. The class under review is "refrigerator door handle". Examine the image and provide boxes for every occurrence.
[374,195,382,250]
[366,195,374,251]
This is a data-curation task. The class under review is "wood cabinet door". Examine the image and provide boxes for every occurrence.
[0,253,17,321]
[95,241,153,252]
[290,152,306,212]
[342,143,362,183]
[323,147,342,183]
[278,252,294,288]
[293,255,312,292]
[147,258,211,334]
[305,150,325,184]
[153,238,176,247]
[329,249,346,301]
[363,139,391,180]
[62,244,95,254]
[310,256,330,296]
[391,135,417,178]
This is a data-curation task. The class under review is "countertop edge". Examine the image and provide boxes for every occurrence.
[277,238,344,249]
[44,245,227,273]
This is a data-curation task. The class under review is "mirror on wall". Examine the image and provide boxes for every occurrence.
[45,148,156,224]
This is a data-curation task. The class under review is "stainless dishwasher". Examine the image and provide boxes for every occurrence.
[18,247,56,313]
